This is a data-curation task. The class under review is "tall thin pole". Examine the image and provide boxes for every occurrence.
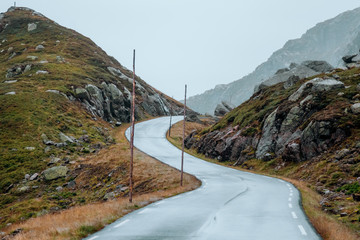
[181,85,187,186]
[129,49,136,203]
[168,97,173,137]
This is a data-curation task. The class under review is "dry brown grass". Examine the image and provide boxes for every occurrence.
[286,179,359,240]
[169,120,360,240]
[4,122,200,240]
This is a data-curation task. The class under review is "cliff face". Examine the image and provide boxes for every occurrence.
[187,7,360,114]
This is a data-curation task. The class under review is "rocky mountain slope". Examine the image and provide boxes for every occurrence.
[187,7,360,114]
[185,59,360,232]
[0,7,189,229]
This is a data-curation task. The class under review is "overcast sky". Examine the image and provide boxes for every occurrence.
[1,1,359,99]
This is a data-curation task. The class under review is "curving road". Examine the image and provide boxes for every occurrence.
[85,116,321,240]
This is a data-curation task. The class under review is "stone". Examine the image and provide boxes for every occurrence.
[17,186,30,193]
[311,79,344,92]
[340,212,348,217]
[289,78,344,101]
[301,60,334,73]
[283,75,300,89]
[56,186,63,192]
[115,121,122,127]
[103,192,115,200]
[27,55,38,60]
[262,153,273,161]
[214,101,234,116]
[357,83,360,91]
[75,88,90,101]
[27,23,37,32]
[4,80,17,83]
[5,91,16,95]
[39,60,48,64]
[48,156,61,165]
[300,95,313,106]
[78,135,90,143]
[351,103,360,114]
[56,56,65,62]
[120,186,129,192]
[67,180,76,189]
[43,166,68,180]
[25,147,35,151]
[338,92,344,96]
[24,174,30,180]
[29,173,39,181]
[7,46,13,52]
[335,149,351,160]
[59,132,74,143]
[36,70,48,74]
[44,146,51,153]
[35,44,45,50]
[24,64,31,73]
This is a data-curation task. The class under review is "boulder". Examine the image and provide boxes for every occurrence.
[103,192,115,200]
[75,88,90,101]
[5,92,16,95]
[301,60,333,73]
[214,101,234,116]
[35,44,45,50]
[36,70,48,74]
[351,103,360,114]
[283,75,300,89]
[24,65,31,73]
[24,174,30,180]
[29,173,39,181]
[311,79,344,92]
[27,23,37,32]
[59,132,74,143]
[289,78,344,101]
[25,147,35,151]
[43,166,68,180]
[67,180,76,189]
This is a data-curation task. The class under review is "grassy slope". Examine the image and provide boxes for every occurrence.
[3,124,199,239]
[168,120,360,240]
[0,8,197,234]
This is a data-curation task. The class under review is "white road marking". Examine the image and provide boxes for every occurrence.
[289,203,293,208]
[290,193,293,196]
[88,236,99,240]
[288,197,292,201]
[278,179,285,183]
[114,219,130,228]
[291,212,298,219]
[298,225,307,235]
[289,188,292,191]
[286,184,290,187]
[138,209,149,214]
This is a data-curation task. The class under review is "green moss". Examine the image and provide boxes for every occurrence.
[337,182,360,195]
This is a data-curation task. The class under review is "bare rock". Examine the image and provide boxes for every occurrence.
[27,23,37,32]
[43,166,68,180]
[29,173,39,181]
[351,103,360,114]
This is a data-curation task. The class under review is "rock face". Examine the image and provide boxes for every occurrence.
[185,61,357,164]
[214,101,234,116]
[187,7,360,114]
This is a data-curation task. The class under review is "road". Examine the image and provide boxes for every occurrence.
[85,116,321,240]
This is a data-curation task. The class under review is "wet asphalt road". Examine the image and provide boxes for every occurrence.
[84,116,321,240]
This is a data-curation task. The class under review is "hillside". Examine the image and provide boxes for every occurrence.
[0,6,196,234]
[185,61,360,234]
[187,7,360,114]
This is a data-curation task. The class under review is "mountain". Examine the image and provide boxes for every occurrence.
[0,7,191,229]
[187,7,360,114]
[185,58,360,232]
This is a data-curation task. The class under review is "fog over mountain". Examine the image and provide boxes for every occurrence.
[187,7,360,114]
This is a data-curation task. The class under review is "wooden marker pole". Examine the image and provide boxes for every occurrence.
[168,97,173,137]
[181,85,187,186]
[129,49,136,203]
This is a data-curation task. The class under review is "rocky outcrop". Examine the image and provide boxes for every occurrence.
[255,61,334,92]
[214,101,234,116]
[185,61,358,164]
